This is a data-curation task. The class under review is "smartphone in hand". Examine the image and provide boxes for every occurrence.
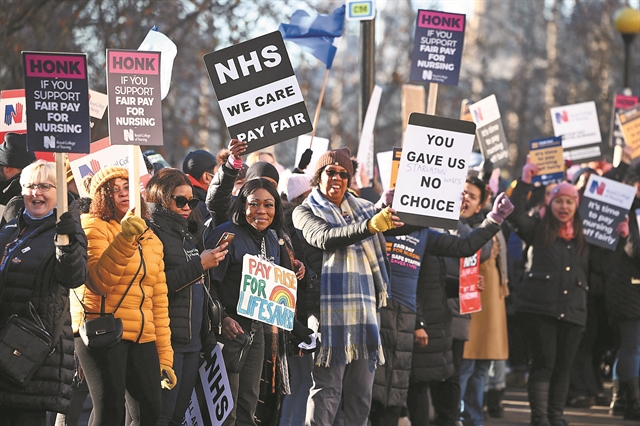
[216,232,235,248]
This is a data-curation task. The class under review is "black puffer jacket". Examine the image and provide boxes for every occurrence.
[605,197,640,323]
[0,207,87,412]
[205,162,238,227]
[148,204,215,348]
[507,180,589,327]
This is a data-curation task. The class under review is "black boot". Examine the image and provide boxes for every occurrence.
[623,377,640,421]
[548,378,571,426]
[610,379,626,416]
[487,388,505,418]
[528,381,551,426]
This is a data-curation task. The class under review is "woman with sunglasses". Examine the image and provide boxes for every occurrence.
[145,168,229,426]
[73,166,174,426]
[292,148,403,426]
[0,160,87,425]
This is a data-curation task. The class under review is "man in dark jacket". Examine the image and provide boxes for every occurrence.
[183,149,218,224]
[0,132,37,226]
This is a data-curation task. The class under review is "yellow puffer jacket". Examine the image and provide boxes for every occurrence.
[72,214,173,367]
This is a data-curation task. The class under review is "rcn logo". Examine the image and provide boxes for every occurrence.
[3,103,24,127]
[589,180,605,195]
[43,135,55,149]
[555,110,569,124]
[473,107,483,123]
[124,129,134,142]
[422,70,433,80]
[78,159,101,179]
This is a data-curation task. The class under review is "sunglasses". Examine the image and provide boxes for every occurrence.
[325,169,350,180]
[171,195,199,210]
[23,183,56,192]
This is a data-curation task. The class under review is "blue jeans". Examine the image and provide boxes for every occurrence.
[617,319,640,381]
[158,350,201,426]
[280,353,313,426]
[459,359,491,426]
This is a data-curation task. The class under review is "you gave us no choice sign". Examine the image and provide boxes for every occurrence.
[203,31,312,154]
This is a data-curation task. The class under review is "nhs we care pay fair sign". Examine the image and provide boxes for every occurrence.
[203,31,312,154]
[392,113,476,229]
[238,254,297,331]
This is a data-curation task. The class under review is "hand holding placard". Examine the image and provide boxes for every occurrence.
[522,161,540,184]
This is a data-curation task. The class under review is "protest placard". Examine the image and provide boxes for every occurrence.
[238,254,297,330]
[389,147,402,189]
[550,101,602,161]
[401,85,425,134]
[376,150,393,191]
[22,52,90,153]
[460,250,481,314]
[409,10,466,86]
[579,174,636,250]
[203,31,312,153]
[294,135,329,174]
[184,345,233,426]
[89,90,108,120]
[609,93,638,148]
[357,85,382,181]
[529,136,564,185]
[392,113,475,229]
[68,137,150,197]
[0,89,26,137]
[106,49,163,146]
[468,95,509,167]
[619,105,640,159]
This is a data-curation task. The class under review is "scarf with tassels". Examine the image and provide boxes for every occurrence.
[306,188,389,368]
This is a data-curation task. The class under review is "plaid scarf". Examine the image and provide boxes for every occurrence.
[306,188,389,368]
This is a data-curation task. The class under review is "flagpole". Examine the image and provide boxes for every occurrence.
[309,68,330,149]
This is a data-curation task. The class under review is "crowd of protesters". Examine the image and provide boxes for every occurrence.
[0,131,638,426]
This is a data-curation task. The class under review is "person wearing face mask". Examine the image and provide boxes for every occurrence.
[145,168,229,426]
[74,166,174,426]
[506,162,622,426]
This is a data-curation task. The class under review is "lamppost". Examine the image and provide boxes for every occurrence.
[614,6,640,93]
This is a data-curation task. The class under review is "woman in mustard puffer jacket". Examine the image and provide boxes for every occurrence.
[73,166,174,426]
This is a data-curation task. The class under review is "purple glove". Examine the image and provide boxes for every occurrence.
[487,192,514,224]
[522,163,539,184]
[376,188,395,209]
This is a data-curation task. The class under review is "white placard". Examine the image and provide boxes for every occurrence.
[88,90,108,119]
[294,135,330,175]
[392,113,476,229]
[376,150,393,191]
[357,85,382,181]
[550,101,602,160]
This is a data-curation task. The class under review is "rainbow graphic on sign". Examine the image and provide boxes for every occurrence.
[269,286,295,309]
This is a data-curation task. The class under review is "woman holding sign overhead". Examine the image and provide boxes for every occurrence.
[74,166,174,426]
[506,162,595,426]
[206,177,307,426]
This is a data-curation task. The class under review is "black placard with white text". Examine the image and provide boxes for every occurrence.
[203,31,312,153]
[22,52,90,153]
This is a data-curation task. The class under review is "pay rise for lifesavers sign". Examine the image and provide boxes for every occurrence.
[107,49,163,146]
[410,10,466,86]
[204,31,312,154]
[392,113,476,229]
[578,175,636,250]
[238,254,297,330]
[22,52,90,153]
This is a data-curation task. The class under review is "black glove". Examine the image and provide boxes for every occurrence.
[478,159,493,184]
[297,149,313,172]
[56,212,76,242]
[292,320,313,345]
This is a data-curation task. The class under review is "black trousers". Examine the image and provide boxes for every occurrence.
[0,407,46,426]
[519,313,583,420]
[75,338,162,426]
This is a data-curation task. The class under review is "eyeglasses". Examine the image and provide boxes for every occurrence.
[325,169,350,180]
[204,171,215,180]
[172,195,199,210]
[110,185,129,194]
[23,183,56,192]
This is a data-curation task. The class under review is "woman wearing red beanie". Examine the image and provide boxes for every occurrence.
[507,162,588,426]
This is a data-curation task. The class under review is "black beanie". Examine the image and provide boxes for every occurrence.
[246,162,280,184]
[0,133,36,169]
[182,150,216,180]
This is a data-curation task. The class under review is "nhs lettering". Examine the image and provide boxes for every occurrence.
[214,46,282,84]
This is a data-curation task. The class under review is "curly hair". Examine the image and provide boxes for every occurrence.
[89,177,149,222]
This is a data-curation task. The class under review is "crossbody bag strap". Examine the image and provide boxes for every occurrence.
[73,244,144,317]
[28,298,69,350]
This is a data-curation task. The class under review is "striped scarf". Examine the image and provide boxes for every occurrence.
[306,188,389,368]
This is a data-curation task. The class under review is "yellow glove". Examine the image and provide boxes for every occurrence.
[120,210,147,243]
[367,207,396,234]
[160,364,177,390]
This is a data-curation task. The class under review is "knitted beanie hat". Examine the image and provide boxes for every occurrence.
[89,166,128,197]
[287,174,312,200]
[314,148,354,177]
[548,181,579,205]
[246,161,280,184]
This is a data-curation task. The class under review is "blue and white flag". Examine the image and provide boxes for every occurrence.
[138,26,177,100]
[279,5,345,69]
